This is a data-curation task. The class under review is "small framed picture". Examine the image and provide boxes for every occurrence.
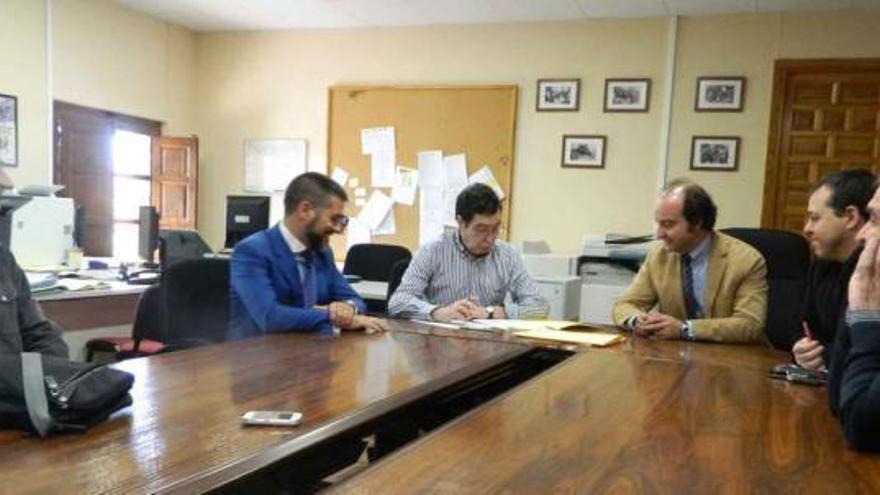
[561,135,606,168]
[695,77,746,111]
[690,136,740,171]
[536,79,580,111]
[604,79,651,112]
[0,94,17,168]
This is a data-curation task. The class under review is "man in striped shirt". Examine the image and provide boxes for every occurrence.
[388,183,549,321]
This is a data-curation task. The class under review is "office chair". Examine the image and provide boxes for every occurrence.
[343,243,411,314]
[386,258,411,303]
[721,228,810,350]
[85,285,165,362]
[343,244,412,282]
[161,257,230,351]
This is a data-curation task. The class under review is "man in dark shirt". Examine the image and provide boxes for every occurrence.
[795,170,875,370]
[0,246,68,357]
[830,182,880,452]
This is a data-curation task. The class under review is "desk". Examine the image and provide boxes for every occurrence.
[333,340,880,493]
[0,329,529,494]
[36,282,146,331]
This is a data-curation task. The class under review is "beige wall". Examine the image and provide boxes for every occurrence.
[53,0,196,135]
[0,0,49,186]
[195,9,880,252]
[669,10,880,231]
[195,19,670,250]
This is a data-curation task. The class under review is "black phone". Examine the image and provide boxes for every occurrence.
[768,363,827,386]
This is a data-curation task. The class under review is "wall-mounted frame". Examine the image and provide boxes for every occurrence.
[562,135,606,168]
[690,136,740,171]
[536,79,580,111]
[604,78,651,112]
[695,76,746,111]
[0,94,18,167]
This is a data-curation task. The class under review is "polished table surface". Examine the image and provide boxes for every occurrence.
[333,335,880,494]
[0,328,529,494]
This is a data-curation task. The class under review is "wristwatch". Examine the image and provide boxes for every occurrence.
[680,321,695,341]
[486,306,496,319]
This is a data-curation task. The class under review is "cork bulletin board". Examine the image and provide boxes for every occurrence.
[327,85,518,258]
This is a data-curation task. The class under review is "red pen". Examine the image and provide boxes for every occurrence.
[802,321,814,340]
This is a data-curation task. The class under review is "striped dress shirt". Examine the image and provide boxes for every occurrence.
[388,231,549,320]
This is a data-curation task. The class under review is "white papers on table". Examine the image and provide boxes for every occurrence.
[370,151,396,187]
[391,166,418,205]
[361,127,395,156]
[355,198,366,207]
[468,165,505,200]
[244,139,307,193]
[330,167,349,187]
[357,190,394,231]
[346,217,371,251]
[374,208,396,235]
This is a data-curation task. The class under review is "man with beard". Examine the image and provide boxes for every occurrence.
[228,172,389,339]
[612,179,767,343]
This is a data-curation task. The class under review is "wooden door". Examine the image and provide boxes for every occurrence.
[54,102,114,255]
[762,59,880,232]
[151,136,198,230]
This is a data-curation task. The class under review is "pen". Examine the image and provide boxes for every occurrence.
[802,321,814,340]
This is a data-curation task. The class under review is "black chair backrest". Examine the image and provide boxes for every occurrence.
[161,257,230,351]
[386,258,411,302]
[721,228,810,350]
[132,285,163,344]
[343,244,412,282]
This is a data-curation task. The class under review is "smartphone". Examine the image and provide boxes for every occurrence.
[241,410,303,426]
[768,364,827,386]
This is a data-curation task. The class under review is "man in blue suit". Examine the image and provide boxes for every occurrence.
[229,172,390,339]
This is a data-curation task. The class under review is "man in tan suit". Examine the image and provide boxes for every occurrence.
[612,180,767,343]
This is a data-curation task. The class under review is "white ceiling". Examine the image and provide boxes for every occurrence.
[112,0,880,32]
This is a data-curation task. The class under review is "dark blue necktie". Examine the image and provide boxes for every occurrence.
[681,253,700,319]
[300,250,317,308]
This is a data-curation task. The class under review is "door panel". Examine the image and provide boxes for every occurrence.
[762,60,880,231]
[151,136,198,230]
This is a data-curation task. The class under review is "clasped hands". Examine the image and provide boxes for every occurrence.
[632,312,684,340]
[431,299,506,322]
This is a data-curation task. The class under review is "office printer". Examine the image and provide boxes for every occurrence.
[7,196,75,268]
[579,234,653,324]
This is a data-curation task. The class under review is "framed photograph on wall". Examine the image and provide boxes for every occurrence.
[690,136,740,171]
[695,77,746,111]
[0,94,17,168]
[604,79,651,112]
[561,135,606,168]
[536,79,580,111]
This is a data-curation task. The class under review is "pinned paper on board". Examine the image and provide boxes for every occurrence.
[443,154,468,190]
[419,186,446,246]
[361,127,395,156]
[330,167,349,187]
[357,190,394,231]
[468,166,505,200]
[391,166,418,206]
[349,177,360,188]
[370,150,396,188]
[355,198,366,207]
[374,208,396,236]
[346,217,371,251]
[417,150,444,188]
[355,187,367,198]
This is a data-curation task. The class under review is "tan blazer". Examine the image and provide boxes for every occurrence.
[611,231,768,344]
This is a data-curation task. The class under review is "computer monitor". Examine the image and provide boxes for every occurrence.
[159,229,213,269]
[138,206,160,267]
[225,195,270,248]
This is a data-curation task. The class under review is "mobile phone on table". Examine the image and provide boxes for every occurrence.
[241,410,303,426]
[768,363,827,386]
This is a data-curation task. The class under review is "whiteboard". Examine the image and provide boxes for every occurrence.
[243,139,307,193]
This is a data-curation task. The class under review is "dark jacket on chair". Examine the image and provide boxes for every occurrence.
[228,225,366,340]
[0,247,68,357]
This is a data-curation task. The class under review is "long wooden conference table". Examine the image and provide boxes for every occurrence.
[2,320,879,494]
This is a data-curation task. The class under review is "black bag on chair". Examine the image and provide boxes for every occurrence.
[0,353,135,437]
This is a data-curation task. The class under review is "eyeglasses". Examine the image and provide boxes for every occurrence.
[331,214,350,229]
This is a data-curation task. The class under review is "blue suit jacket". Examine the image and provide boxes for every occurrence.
[228,225,366,340]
